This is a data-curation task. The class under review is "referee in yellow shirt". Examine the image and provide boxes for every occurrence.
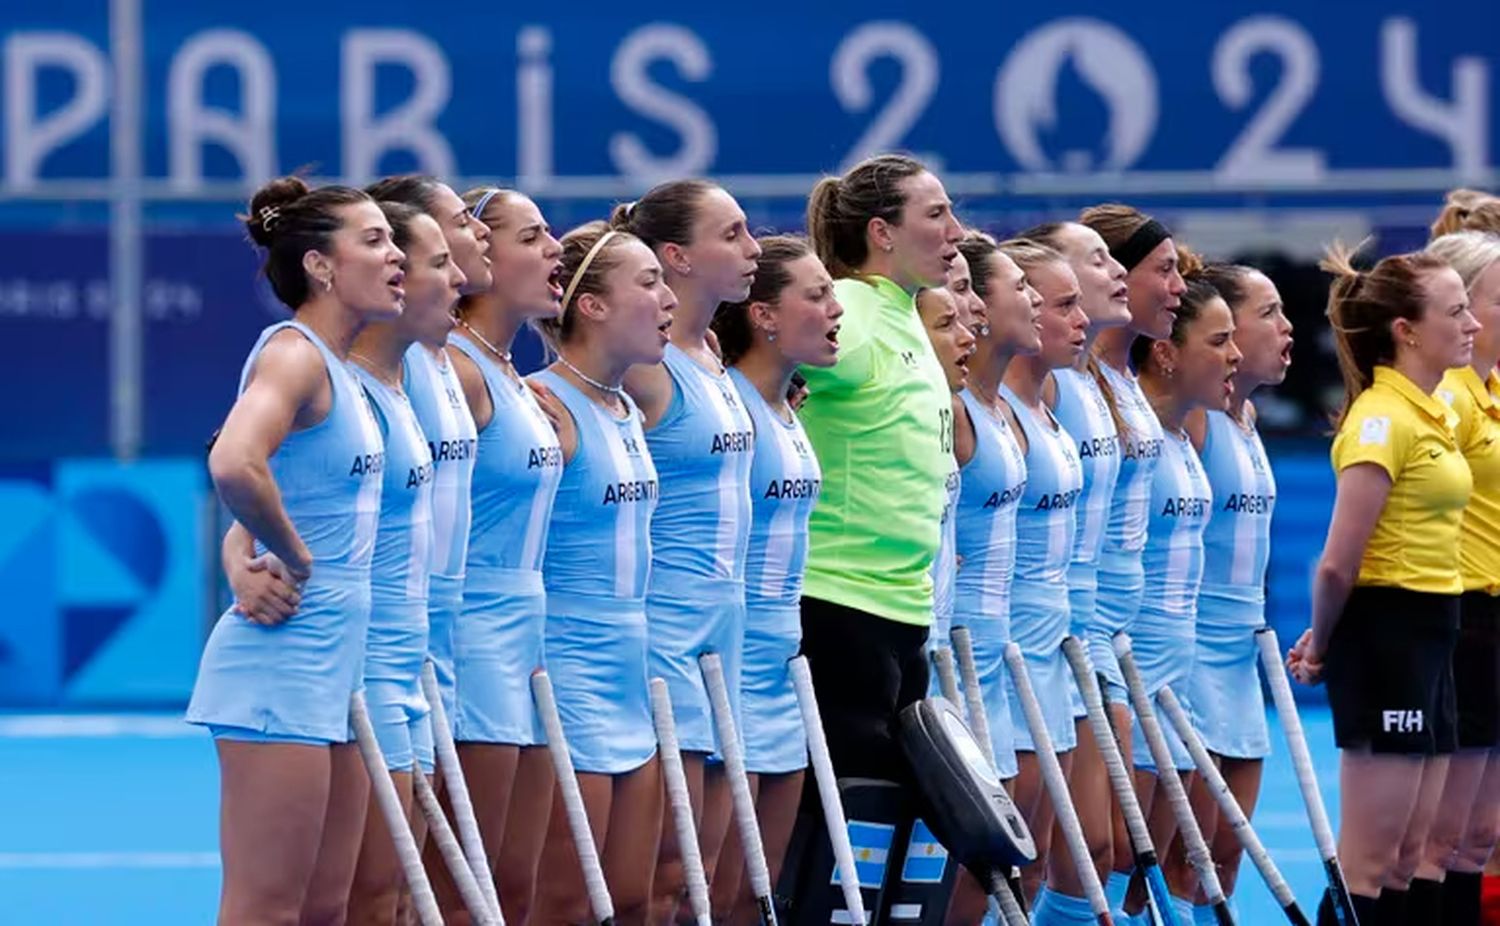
[1415,231,1500,924]
[1291,243,1479,926]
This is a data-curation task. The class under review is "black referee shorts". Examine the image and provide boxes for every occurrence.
[1455,590,1500,749]
[1324,586,1459,756]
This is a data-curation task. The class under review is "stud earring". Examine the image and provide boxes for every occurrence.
[883,244,894,253]
[767,332,777,343]
[322,276,334,292]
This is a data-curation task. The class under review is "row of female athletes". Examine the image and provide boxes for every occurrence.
[181,147,1500,926]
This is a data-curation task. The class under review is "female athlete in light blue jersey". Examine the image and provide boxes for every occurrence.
[529,223,675,926]
[612,181,762,915]
[362,175,501,917]
[997,240,1089,903]
[1129,257,1242,920]
[363,175,492,726]
[1176,262,1292,921]
[709,235,843,924]
[446,186,567,923]
[937,234,1041,926]
[1018,221,1133,919]
[343,202,466,924]
[1079,204,1186,913]
[189,178,402,923]
[925,250,986,655]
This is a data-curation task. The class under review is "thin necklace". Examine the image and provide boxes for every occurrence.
[460,319,512,364]
[349,351,402,391]
[557,352,626,397]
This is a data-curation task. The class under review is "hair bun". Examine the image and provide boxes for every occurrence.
[245,176,312,247]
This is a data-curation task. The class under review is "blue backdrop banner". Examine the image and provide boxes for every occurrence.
[2,2,1496,192]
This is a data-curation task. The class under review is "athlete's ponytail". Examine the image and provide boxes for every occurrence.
[1430,188,1500,239]
[805,154,927,280]
[1321,241,1450,426]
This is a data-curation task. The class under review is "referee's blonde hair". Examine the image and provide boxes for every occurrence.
[1425,231,1500,293]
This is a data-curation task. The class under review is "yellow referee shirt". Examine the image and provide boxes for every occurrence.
[1439,366,1500,593]
[1331,366,1471,595]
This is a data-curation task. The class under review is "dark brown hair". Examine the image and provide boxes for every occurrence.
[534,221,638,347]
[610,179,719,251]
[376,200,425,254]
[243,176,372,309]
[365,175,450,218]
[1322,242,1451,426]
[712,235,814,366]
[1129,246,1217,371]
[955,229,1001,298]
[806,154,928,279]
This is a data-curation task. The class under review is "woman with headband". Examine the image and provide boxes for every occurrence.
[529,222,675,925]
[708,235,843,924]
[1078,204,1184,913]
[995,239,1089,904]
[798,153,964,790]
[445,186,567,922]
[610,180,761,914]
[1016,221,1131,920]
[187,178,401,923]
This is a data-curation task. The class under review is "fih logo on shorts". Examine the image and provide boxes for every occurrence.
[1382,709,1424,733]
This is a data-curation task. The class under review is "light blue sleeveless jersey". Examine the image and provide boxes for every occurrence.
[1092,363,1165,691]
[947,388,1028,777]
[732,368,821,611]
[999,384,1084,751]
[643,345,755,753]
[1132,427,1212,771]
[931,460,961,639]
[352,366,436,770]
[730,368,822,773]
[1198,410,1275,610]
[187,320,384,743]
[402,341,477,728]
[1188,408,1277,760]
[448,334,563,745]
[1052,367,1122,627]
[533,369,659,773]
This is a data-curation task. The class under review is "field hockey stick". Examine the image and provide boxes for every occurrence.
[349,690,444,926]
[1003,643,1113,924]
[789,657,868,926]
[420,659,503,922]
[932,644,963,706]
[701,653,778,926]
[1255,628,1355,925]
[1061,635,1178,925]
[531,671,616,926]
[1113,635,1233,926]
[412,766,500,925]
[650,678,713,926]
[1155,685,1308,924]
[952,626,1029,918]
